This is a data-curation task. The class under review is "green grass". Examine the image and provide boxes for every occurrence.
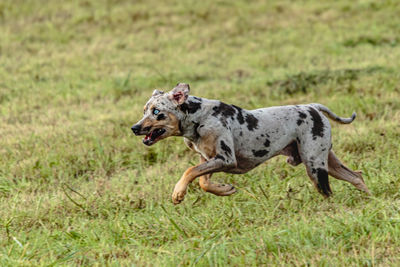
[1,0,400,265]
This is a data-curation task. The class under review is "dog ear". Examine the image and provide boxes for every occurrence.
[152,89,164,96]
[169,83,190,105]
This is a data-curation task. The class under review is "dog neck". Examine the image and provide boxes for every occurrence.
[178,96,205,141]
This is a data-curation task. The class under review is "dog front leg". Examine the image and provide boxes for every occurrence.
[198,156,236,196]
[172,140,236,204]
[172,158,225,204]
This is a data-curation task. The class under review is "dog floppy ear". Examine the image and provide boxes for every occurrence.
[169,83,190,105]
[152,89,164,96]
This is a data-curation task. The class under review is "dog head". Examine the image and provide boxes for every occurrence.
[131,83,190,146]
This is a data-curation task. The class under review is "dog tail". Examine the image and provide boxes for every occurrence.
[311,103,356,124]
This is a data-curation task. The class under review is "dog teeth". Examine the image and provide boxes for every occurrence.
[143,129,164,144]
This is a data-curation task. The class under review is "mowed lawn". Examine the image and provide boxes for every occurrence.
[1,0,400,265]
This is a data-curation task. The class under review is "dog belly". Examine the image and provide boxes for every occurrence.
[226,153,265,174]
[224,168,253,174]
[229,132,297,174]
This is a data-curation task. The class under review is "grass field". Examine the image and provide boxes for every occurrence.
[1,0,400,265]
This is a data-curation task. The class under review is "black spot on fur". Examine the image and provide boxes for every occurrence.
[157,114,166,120]
[178,121,183,134]
[193,96,202,102]
[312,168,316,174]
[297,119,303,126]
[308,107,324,139]
[239,131,243,136]
[252,149,268,157]
[316,168,331,197]
[212,102,236,118]
[220,140,232,156]
[245,114,259,131]
[193,122,200,139]
[219,118,228,127]
[212,102,238,128]
[215,154,225,161]
[180,100,202,114]
[264,139,270,147]
[232,105,245,124]
[298,111,307,119]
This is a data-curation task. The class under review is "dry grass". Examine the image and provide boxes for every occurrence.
[1,0,400,265]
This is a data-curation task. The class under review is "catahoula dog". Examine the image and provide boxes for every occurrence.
[131,83,369,204]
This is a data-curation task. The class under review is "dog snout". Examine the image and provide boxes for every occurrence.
[131,124,141,135]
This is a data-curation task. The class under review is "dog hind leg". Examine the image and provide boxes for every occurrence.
[297,134,332,197]
[328,150,370,194]
[304,161,332,197]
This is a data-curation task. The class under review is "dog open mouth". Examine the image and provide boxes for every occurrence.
[143,128,166,146]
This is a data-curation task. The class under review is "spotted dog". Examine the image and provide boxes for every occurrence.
[131,83,369,204]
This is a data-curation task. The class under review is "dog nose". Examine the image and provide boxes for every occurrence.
[131,124,141,135]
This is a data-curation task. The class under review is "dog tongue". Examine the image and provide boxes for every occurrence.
[145,131,153,141]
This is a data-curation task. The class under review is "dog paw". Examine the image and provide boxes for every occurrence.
[172,191,186,205]
[208,183,237,196]
[172,183,187,205]
[218,184,237,196]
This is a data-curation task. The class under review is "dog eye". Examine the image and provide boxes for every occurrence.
[153,109,160,115]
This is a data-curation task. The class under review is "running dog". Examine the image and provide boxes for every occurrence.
[131,83,369,204]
